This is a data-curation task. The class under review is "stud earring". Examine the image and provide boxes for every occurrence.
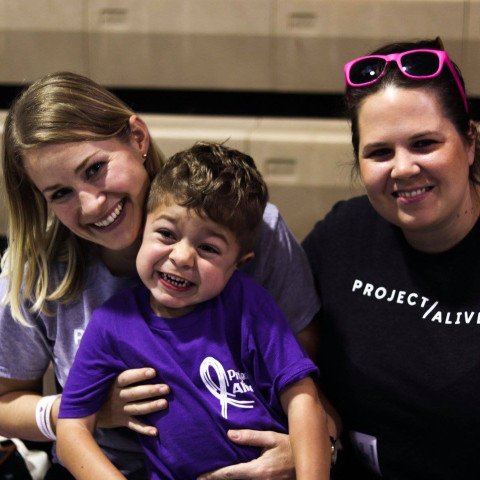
[142,153,147,159]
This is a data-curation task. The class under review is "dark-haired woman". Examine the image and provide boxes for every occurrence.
[303,38,480,479]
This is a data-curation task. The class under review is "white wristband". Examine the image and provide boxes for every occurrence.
[35,394,60,441]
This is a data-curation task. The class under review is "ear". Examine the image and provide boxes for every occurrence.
[236,251,255,268]
[467,120,477,167]
[128,115,150,157]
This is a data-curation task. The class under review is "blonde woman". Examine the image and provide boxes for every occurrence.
[0,72,325,479]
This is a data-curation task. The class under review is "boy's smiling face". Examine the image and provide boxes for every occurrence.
[136,198,253,318]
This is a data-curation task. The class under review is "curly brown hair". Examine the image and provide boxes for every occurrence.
[147,142,268,255]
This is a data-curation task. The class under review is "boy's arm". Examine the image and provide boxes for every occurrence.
[280,377,331,480]
[56,414,126,480]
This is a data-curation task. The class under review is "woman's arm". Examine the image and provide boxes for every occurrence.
[280,377,331,480]
[0,377,47,441]
[0,369,169,443]
[57,414,126,480]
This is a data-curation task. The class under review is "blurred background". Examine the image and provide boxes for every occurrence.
[1,0,479,242]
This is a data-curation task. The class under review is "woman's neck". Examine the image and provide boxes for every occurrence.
[98,239,141,277]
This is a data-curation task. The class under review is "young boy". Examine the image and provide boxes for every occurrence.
[56,143,330,479]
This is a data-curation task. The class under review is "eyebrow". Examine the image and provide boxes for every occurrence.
[410,130,438,140]
[362,130,439,154]
[151,214,230,244]
[41,151,99,194]
[362,141,387,151]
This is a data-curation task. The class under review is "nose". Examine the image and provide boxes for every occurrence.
[390,150,421,179]
[78,189,106,217]
[169,240,195,269]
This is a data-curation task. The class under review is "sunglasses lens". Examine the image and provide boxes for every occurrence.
[401,51,440,76]
[349,58,386,85]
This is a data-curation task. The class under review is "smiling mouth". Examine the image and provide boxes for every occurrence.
[392,186,434,199]
[160,272,195,288]
[94,200,124,228]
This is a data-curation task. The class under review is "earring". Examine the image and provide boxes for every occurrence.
[142,153,147,159]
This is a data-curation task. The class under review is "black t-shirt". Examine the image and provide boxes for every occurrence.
[303,195,480,480]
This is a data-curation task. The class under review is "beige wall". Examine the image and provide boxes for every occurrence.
[0,0,477,95]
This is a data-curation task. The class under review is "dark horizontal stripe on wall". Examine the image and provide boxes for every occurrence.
[109,88,348,118]
[1,85,480,120]
[0,84,346,118]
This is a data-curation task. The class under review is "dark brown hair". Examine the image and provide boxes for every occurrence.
[147,142,268,255]
[345,38,479,184]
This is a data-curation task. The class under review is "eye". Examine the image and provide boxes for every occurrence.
[412,138,438,150]
[50,187,73,202]
[158,228,176,242]
[198,244,220,255]
[364,147,393,161]
[85,162,104,179]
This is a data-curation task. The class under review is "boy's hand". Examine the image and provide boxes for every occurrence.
[197,429,294,479]
[97,367,169,435]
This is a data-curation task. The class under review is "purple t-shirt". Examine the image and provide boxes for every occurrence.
[59,271,317,479]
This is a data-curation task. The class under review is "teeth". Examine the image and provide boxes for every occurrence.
[160,272,193,288]
[396,187,429,198]
[94,201,124,227]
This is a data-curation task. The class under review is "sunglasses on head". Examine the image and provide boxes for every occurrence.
[344,49,468,112]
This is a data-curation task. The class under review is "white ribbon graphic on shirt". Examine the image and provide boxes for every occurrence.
[200,356,254,419]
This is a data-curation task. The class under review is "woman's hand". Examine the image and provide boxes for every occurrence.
[97,368,169,436]
[197,429,294,480]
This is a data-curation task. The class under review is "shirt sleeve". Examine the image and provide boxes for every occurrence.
[0,278,52,381]
[59,310,125,419]
[243,283,319,407]
[242,203,320,333]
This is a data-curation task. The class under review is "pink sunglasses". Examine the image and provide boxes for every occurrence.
[344,49,468,112]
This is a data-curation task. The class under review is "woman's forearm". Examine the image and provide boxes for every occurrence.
[57,417,126,480]
[0,377,50,441]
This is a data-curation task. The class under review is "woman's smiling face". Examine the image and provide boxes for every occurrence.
[358,85,477,251]
[24,119,150,255]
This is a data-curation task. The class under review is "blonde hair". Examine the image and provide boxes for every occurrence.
[1,72,164,324]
